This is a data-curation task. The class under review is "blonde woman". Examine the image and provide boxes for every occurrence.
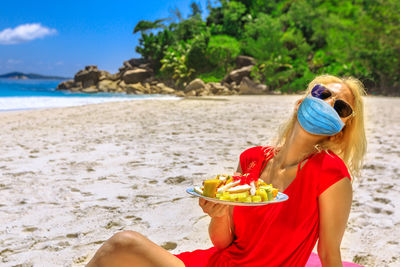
[87,75,367,267]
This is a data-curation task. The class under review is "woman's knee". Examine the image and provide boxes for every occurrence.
[106,230,146,252]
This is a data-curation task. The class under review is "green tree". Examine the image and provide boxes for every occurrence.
[242,14,287,61]
[354,0,400,93]
[133,18,168,34]
[221,1,248,37]
[169,17,207,41]
[160,42,196,87]
[186,32,210,71]
[207,35,240,72]
[133,0,400,94]
[135,29,175,71]
[190,1,202,18]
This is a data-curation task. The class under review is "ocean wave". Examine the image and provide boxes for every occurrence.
[0,95,180,112]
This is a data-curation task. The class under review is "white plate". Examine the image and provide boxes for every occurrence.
[186,187,289,206]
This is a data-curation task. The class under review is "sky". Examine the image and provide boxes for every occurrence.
[0,0,209,77]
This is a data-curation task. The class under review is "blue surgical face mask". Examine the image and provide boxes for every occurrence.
[297,95,345,136]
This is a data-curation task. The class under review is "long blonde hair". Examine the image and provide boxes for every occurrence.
[274,74,367,177]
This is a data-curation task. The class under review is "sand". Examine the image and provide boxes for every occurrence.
[0,95,399,267]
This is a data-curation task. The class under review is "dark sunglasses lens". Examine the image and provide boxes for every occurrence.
[334,100,353,118]
[311,84,331,99]
[319,90,331,100]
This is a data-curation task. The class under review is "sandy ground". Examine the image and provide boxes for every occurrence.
[0,95,399,267]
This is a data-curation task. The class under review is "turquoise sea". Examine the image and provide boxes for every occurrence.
[0,79,177,112]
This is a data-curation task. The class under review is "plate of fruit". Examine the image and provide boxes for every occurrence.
[187,174,289,206]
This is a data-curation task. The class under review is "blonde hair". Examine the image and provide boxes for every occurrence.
[273,74,367,177]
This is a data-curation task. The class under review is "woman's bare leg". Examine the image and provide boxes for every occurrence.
[86,230,185,267]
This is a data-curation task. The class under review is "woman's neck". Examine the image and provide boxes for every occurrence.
[275,122,326,169]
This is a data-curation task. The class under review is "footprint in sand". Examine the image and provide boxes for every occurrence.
[73,254,89,265]
[352,254,373,266]
[105,221,122,229]
[66,233,79,238]
[164,176,188,184]
[370,206,382,214]
[131,185,139,190]
[352,200,361,207]
[125,215,142,222]
[0,183,9,190]
[23,226,38,232]
[160,241,177,250]
[192,172,207,176]
[86,167,95,172]
[369,206,393,215]
[373,197,391,204]
[376,185,394,193]
[57,241,70,247]
[363,164,385,170]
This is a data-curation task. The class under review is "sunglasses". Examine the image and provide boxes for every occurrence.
[311,84,354,118]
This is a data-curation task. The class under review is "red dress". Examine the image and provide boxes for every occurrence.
[176,146,357,267]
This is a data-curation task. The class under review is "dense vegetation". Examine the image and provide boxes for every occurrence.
[133,0,400,94]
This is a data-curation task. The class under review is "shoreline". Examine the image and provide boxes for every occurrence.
[0,94,181,113]
[0,95,399,266]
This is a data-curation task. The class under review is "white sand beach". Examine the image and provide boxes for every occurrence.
[0,95,399,266]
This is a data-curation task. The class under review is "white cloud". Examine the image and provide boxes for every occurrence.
[7,59,22,64]
[0,23,57,45]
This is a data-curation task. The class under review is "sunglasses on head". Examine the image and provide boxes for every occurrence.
[311,84,354,118]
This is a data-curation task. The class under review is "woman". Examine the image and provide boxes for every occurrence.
[87,74,367,267]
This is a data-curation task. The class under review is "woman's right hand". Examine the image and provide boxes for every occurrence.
[199,198,229,218]
[199,198,234,249]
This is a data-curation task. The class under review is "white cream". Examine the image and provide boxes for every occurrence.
[217,175,227,182]
[217,180,240,193]
[250,181,256,196]
[227,184,251,193]
[194,186,203,195]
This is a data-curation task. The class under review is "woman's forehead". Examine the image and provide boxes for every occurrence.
[326,82,354,105]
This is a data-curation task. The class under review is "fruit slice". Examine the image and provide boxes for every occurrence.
[256,188,268,202]
[203,179,223,197]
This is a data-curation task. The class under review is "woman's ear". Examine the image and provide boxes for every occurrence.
[294,99,303,112]
[329,130,344,142]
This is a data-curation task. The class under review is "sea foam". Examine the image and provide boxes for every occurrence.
[0,95,180,112]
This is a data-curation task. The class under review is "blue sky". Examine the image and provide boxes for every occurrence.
[0,0,209,77]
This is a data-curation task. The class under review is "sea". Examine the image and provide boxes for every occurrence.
[0,79,178,112]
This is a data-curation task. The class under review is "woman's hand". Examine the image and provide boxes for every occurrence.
[199,198,234,250]
[199,198,229,218]
[198,170,242,218]
[199,166,241,250]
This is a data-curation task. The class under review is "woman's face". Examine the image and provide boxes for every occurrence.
[323,82,355,124]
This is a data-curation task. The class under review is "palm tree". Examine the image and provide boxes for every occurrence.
[133,18,168,34]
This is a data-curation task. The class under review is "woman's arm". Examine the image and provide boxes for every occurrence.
[198,162,243,250]
[199,199,234,250]
[318,177,352,267]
